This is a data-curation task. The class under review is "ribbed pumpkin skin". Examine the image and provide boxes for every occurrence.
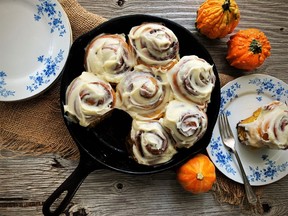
[226,28,271,71]
[196,0,240,39]
[177,154,216,194]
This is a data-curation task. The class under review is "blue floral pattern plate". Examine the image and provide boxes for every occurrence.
[0,0,71,101]
[207,74,288,186]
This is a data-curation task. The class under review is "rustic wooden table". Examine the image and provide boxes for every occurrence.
[0,0,287,215]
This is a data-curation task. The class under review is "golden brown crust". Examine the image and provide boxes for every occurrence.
[236,101,288,149]
[237,107,261,143]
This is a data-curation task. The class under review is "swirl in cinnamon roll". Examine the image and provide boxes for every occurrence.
[167,55,216,109]
[237,101,288,150]
[161,100,208,148]
[128,23,180,69]
[116,65,172,120]
[85,34,136,83]
[129,120,177,165]
[64,72,116,127]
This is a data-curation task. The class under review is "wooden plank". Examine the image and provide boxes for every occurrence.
[0,154,287,215]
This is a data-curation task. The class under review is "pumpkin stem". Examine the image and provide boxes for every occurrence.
[222,0,231,11]
[196,173,204,180]
[249,39,262,54]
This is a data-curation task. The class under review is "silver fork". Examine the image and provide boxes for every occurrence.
[219,114,258,205]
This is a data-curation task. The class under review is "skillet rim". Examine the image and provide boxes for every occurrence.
[60,14,221,174]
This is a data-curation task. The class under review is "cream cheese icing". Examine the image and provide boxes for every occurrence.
[64,72,116,127]
[167,55,215,109]
[85,34,136,83]
[128,23,179,69]
[161,100,208,148]
[116,65,172,120]
[237,101,288,149]
[130,120,177,165]
[63,23,217,166]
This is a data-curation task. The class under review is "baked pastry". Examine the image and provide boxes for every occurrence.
[64,72,116,127]
[129,120,177,165]
[237,101,288,149]
[63,23,215,166]
[85,34,136,83]
[116,64,172,120]
[128,23,179,69]
[167,55,216,110]
[161,100,208,148]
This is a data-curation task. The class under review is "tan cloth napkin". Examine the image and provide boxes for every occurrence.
[0,0,263,211]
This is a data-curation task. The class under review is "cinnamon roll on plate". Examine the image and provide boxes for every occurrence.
[116,65,172,120]
[237,101,288,150]
[167,55,216,110]
[64,72,116,127]
[128,23,180,70]
[162,100,208,148]
[129,120,177,165]
[85,34,136,84]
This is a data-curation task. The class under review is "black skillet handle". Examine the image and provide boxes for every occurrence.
[42,155,98,216]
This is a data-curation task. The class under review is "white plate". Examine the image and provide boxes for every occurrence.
[207,74,288,186]
[0,0,71,101]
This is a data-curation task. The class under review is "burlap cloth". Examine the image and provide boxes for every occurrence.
[0,0,264,213]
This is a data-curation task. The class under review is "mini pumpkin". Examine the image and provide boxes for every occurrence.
[196,0,240,39]
[177,153,216,194]
[226,28,271,71]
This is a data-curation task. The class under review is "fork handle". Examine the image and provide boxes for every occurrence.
[234,150,258,205]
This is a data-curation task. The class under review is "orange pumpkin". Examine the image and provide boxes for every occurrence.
[177,153,216,194]
[196,0,240,39]
[226,28,271,71]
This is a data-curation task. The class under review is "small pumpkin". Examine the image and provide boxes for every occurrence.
[177,153,216,194]
[226,28,271,71]
[196,0,240,39]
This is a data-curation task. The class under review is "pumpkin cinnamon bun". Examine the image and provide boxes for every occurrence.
[85,34,136,83]
[128,23,179,70]
[237,101,288,150]
[129,120,177,165]
[64,72,116,127]
[167,55,216,109]
[116,65,172,120]
[161,100,208,148]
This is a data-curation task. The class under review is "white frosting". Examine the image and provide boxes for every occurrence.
[64,72,115,127]
[63,25,216,166]
[128,23,179,68]
[85,34,136,83]
[162,100,208,148]
[167,55,215,109]
[116,66,172,120]
[238,101,288,149]
[130,120,177,165]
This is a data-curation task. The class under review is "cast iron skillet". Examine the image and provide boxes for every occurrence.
[42,14,221,216]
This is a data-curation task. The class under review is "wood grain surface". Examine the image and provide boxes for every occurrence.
[0,0,287,215]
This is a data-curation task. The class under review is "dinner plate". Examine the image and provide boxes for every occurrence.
[0,0,71,101]
[207,74,288,186]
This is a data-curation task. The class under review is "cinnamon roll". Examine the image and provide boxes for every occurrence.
[237,101,288,150]
[162,100,208,148]
[129,120,177,165]
[116,65,172,120]
[128,23,180,70]
[167,55,216,109]
[64,72,116,127]
[85,34,136,83]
